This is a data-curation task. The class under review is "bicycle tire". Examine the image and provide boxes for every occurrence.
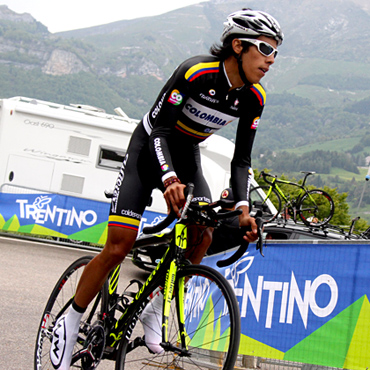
[299,189,335,227]
[34,255,109,370]
[249,185,282,222]
[115,264,241,370]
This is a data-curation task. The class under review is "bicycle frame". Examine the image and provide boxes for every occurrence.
[103,222,188,356]
[265,176,308,205]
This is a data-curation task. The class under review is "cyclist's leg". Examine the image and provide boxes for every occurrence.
[50,122,155,369]
[177,147,214,264]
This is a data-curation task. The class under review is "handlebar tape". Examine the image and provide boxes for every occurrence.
[216,237,250,268]
[216,217,264,267]
[142,211,177,234]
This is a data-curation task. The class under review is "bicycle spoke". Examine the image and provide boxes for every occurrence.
[299,189,334,226]
[115,266,240,370]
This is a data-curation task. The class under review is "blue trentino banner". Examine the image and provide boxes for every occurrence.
[202,243,370,367]
[0,193,167,242]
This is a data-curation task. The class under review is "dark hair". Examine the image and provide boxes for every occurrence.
[209,36,251,60]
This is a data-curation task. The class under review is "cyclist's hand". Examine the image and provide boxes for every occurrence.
[164,182,186,217]
[239,206,259,243]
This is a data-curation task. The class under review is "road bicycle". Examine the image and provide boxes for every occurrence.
[34,184,263,370]
[249,170,335,227]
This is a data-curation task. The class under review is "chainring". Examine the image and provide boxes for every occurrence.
[81,323,106,370]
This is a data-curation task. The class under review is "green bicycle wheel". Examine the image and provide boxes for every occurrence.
[249,185,282,222]
[115,264,241,370]
[299,189,335,227]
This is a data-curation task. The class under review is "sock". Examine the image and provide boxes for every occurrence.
[140,292,164,353]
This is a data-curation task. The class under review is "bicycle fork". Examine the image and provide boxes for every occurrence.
[160,223,190,356]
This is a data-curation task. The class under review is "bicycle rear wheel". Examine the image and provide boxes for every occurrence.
[249,186,282,222]
[34,255,109,370]
[115,264,241,370]
[299,189,335,227]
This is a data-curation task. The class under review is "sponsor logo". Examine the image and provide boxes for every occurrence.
[168,89,183,105]
[221,189,230,199]
[199,93,219,104]
[151,92,166,119]
[251,117,260,130]
[185,104,231,127]
[209,89,216,96]
[121,209,141,220]
[112,154,129,213]
[16,197,98,228]
[154,138,168,168]
[226,253,338,329]
[192,196,211,204]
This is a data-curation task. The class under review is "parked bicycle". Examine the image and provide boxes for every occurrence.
[34,184,263,370]
[250,170,335,227]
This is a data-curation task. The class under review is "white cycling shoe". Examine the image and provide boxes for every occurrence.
[50,307,82,369]
[140,292,164,354]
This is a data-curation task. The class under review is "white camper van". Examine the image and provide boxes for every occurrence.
[0,96,261,244]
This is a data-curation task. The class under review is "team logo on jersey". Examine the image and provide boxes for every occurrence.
[251,117,260,130]
[209,89,216,96]
[168,89,183,105]
[183,98,237,128]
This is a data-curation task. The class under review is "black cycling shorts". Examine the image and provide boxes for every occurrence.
[108,122,211,232]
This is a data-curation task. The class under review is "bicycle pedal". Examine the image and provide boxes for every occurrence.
[126,336,146,354]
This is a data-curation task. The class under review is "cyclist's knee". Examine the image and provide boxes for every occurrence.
[186,226,213,264]
[189,225,213,246]
[102,227,137,266]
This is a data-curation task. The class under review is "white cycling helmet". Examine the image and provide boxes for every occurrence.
[221,9,283,46]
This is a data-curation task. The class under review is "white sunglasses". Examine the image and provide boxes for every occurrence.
[238,38,278,58]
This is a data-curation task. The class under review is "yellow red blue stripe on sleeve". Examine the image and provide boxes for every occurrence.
[108,215,140,231]
[185,62,220,82]
[250,84,266,106]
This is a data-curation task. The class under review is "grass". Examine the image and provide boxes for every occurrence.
[317,167,369,182]
[285,137,363,155]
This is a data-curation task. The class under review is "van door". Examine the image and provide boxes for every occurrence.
[4,155,54,192]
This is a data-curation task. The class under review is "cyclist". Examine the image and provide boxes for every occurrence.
[50,8,283,369]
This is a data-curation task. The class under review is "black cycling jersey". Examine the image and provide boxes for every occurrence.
[144,55,265,207]
[108,54,266,231]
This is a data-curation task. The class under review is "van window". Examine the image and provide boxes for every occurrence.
[98,147,126,170]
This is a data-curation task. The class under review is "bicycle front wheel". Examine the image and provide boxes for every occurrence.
[249,185,282,222]
[34,255,109,370]
[299,189,335,227]
[115,264,241,370]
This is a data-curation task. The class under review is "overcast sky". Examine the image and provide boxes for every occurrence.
[1,0,209,33]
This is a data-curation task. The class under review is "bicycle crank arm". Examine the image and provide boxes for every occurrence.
[160,342,191,357]
[126,336,147,353]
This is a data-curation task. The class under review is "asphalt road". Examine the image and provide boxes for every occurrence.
[0,236,149,370]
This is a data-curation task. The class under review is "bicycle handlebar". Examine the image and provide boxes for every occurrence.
[142,184,265,266]
[217,212,265,267]
[142,183,196,235]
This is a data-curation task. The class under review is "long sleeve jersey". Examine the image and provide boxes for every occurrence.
[143,54,266,207]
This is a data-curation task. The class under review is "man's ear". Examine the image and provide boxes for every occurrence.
[231,39,243,55]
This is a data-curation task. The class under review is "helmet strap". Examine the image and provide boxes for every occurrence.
[236,52,251,86]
